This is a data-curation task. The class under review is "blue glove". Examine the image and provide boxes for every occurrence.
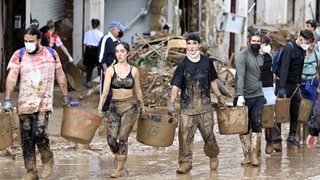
[4,99,12,110]
[278,88,286,98]
[62,95,71,106]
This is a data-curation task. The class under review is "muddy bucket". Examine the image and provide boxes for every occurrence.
[0,109,13,149]
[136,113,178,147]
[275,97,290,123]
[262,104,275,128]
[61,107,100,144]
[217,106,248,135]
[298,98,313,123]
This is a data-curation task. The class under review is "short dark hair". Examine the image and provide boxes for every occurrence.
[247,30,261,41]
[186,32,201,43]
[24,27,41,39]
[91,19,100,29]
[260,33,270,44]
[306,19,317,30]
[300,29,314,42]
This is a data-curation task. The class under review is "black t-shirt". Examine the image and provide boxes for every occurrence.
[170,55,218,114]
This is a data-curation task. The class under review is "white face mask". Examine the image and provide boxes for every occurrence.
[262,45,271,54]
[24,42,37,53]
[300,43,310,50]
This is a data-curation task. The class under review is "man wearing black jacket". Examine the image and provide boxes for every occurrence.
[275,29,314,147]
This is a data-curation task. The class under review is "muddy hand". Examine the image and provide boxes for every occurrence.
[168,102,175,116]
[217,96,225,108]
[97,108,104,118]
[62,95,71,107]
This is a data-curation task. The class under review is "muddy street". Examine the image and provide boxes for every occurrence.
[1,90,320,179]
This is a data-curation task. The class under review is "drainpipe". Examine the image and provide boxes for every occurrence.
[229,0,236,58]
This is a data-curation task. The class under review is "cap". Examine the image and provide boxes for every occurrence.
[186,32,201,43]
[108,21,125,31]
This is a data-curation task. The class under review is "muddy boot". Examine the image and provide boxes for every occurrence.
[265,142,273,154]
[250,132,261,166]
[239,134,251,165]
[22,172,39,180]
[210,157,219,170]
[110,154,127,178]
[41,158,53,178]
[176,162,192,174]
[273,142,282,152]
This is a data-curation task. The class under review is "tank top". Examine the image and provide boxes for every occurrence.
[111,65,134,89]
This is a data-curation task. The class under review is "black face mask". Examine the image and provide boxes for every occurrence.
[250,44,260,53]
[118,30,123,38]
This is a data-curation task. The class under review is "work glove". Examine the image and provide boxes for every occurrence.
[4,99,12,110]
[217,95,225,108]
[140,106,146,115]
[68,56,74,63]
[236,96,245,107]
[97,108,104,118]
[168,102,175,116]
[278,88,286,98]
[62,95,71,106]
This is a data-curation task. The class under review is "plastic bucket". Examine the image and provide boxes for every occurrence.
[0,109,13,149]
[275,97,290,123]
[262,104,275,128]
[137,112,178,147]
[217,106,248,135]
[298,98,313,123]
[61,107,100,144]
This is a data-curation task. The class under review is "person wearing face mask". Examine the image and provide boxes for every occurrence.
[259,34,282,154]
[3,27,70,179]
[275,29,314,147]
[168,32,225,174]
[299,36,320,141]
[234,30,265,166]
[97,21,125,117]
[41,19,74,63]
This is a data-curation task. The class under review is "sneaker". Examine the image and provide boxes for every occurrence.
[287,136,300,146]
[83,81,92,88]
[176,163,192,174]
[41,160,53,178]
[273,142,282,152]
[210,157,219,170]
[265,143,273,154]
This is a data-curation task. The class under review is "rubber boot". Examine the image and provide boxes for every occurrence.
[40,158,53,178]
[110,154,127,178]
[239,134,251,165]
[176,162,192,174]
[250,132,261,166]
[22,172,39,180]
[210,157,219,170]
[265,142,273,154]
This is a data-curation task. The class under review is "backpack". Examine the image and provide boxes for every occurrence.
[272,42,293,74]
[19,46,56,62]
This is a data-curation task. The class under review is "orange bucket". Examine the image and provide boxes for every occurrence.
[298,98,313,123]
[0,110,13,149]
[61,107,100,144]
[137,110,177,147]
[275,97,290,123]
[217,106,248,135]
[262,104,275,128]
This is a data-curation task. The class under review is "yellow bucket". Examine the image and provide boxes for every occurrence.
[217,106,248,135]
[136,112,178,147]
[0,109,13,149]
[61,107,100,144]
[261,104,275,128]
[275,97,290,123]
[298,98,313,123]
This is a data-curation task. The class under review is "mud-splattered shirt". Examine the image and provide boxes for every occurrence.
[7,47,61,114]
[171,55,218,115]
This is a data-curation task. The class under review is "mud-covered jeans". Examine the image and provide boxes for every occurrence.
[107,97,139,155]
[178,111,220,165]
[19,112,53,173]
[244,96,265,133]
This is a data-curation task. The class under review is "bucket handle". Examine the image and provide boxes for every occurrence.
[276,84,300,99]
